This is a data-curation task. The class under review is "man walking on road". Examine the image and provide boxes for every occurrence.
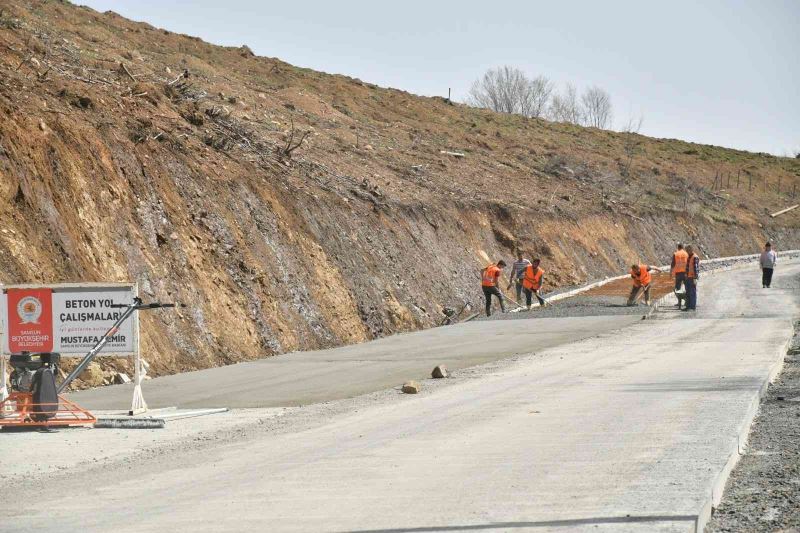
[627,262,662,306]
[760,242,777,288]
[521,258,547,310]
[507,251,532,303]
[671,243,689,309]
[684,245,700,311]
[481,260,507,316]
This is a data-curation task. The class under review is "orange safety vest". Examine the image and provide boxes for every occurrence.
[631,265,651,287]
[672,249,688,274]
[686,254,698,278]
[522,265,544,291]
[481,264,501,287]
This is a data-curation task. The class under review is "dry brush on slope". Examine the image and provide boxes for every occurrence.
[0,1,798,385]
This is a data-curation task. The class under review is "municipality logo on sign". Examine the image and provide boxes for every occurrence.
[17,296,43,324]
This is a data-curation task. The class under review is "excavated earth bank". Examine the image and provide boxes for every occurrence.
[0,1,798,385]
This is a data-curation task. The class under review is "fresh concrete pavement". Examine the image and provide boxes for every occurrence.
[4,260,799,533]
[68,314,642,409]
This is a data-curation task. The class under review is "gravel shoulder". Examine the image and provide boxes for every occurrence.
[706,321,800,532]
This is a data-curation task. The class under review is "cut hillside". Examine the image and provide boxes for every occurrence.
[0,1,798,386]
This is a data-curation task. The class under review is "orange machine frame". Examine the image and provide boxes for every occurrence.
[0,392,96,428]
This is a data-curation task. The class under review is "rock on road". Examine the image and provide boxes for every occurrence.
[4,261,799,533]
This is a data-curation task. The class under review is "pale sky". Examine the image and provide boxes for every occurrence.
[79,0,798,156]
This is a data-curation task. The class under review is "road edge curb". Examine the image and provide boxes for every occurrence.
[694,320,795,533]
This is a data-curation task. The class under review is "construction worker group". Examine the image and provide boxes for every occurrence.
[481,252,548,316]
[626,243,698,310]
[480,243,702,316]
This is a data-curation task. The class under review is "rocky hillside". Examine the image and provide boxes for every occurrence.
[1,1,798,382]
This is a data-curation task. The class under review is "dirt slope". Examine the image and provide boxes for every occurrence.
[0,1,798,383]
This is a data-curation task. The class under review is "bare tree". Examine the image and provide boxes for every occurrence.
[469,68,617,129]
[581,86,613,129]
[468,66,553,118]
[548,83,584,125]
[620,114,644,133]
[527,75,554,118]
[280,117,310,158]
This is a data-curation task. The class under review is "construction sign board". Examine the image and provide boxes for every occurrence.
[0,283,138,356]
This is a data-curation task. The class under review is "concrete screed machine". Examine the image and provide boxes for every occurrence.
[0,298,182,430]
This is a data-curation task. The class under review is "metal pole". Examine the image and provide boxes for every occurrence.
[131,282,145,414]
[0,292,5,401]
[57,299,141,394]
[0,356,7,402]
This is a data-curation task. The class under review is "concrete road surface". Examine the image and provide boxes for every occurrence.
[6,260,800,533]
[69,314,642,409]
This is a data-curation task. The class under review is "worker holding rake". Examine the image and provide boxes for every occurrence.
[481,260,507,316]
[520,258,547,310]
[627,262,662,306]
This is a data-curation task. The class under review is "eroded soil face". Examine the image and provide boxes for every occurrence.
[0,2,798,385]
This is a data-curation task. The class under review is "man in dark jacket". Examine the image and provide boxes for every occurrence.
[759,242,777,288]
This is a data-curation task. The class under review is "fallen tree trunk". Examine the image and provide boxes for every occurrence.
[770,204,799,218]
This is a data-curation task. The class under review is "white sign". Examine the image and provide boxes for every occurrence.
[1,284,138,356]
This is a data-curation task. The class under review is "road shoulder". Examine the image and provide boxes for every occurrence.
[706,321,800,532]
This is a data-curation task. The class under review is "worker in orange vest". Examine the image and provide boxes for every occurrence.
[627,262,662,306]
[671,243,689,309]
[481,260,507,316]
[683,245,700,311]
[520,258,547,310]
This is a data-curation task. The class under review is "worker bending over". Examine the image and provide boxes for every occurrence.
[671,243,689,309]
[521,258,547,310]
[683,245,700,311]
[627,262,662,306]
[481,260,507,316]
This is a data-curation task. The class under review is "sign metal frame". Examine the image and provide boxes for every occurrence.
[0,282,144,412]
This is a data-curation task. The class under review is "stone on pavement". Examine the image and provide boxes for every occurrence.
[401,381,420,394]
[431,365,447,378]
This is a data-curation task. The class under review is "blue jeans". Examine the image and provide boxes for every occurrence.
[514,280,524,302]
[685,278,697,310]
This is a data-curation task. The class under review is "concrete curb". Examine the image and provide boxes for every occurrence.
[545,273,630,303]
[651,254,799,531]
[695,324,795,532]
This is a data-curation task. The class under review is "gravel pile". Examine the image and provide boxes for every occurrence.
[706,321,800,532]
[478,295,650,321]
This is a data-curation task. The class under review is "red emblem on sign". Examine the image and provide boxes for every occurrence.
[7,288,54,353]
